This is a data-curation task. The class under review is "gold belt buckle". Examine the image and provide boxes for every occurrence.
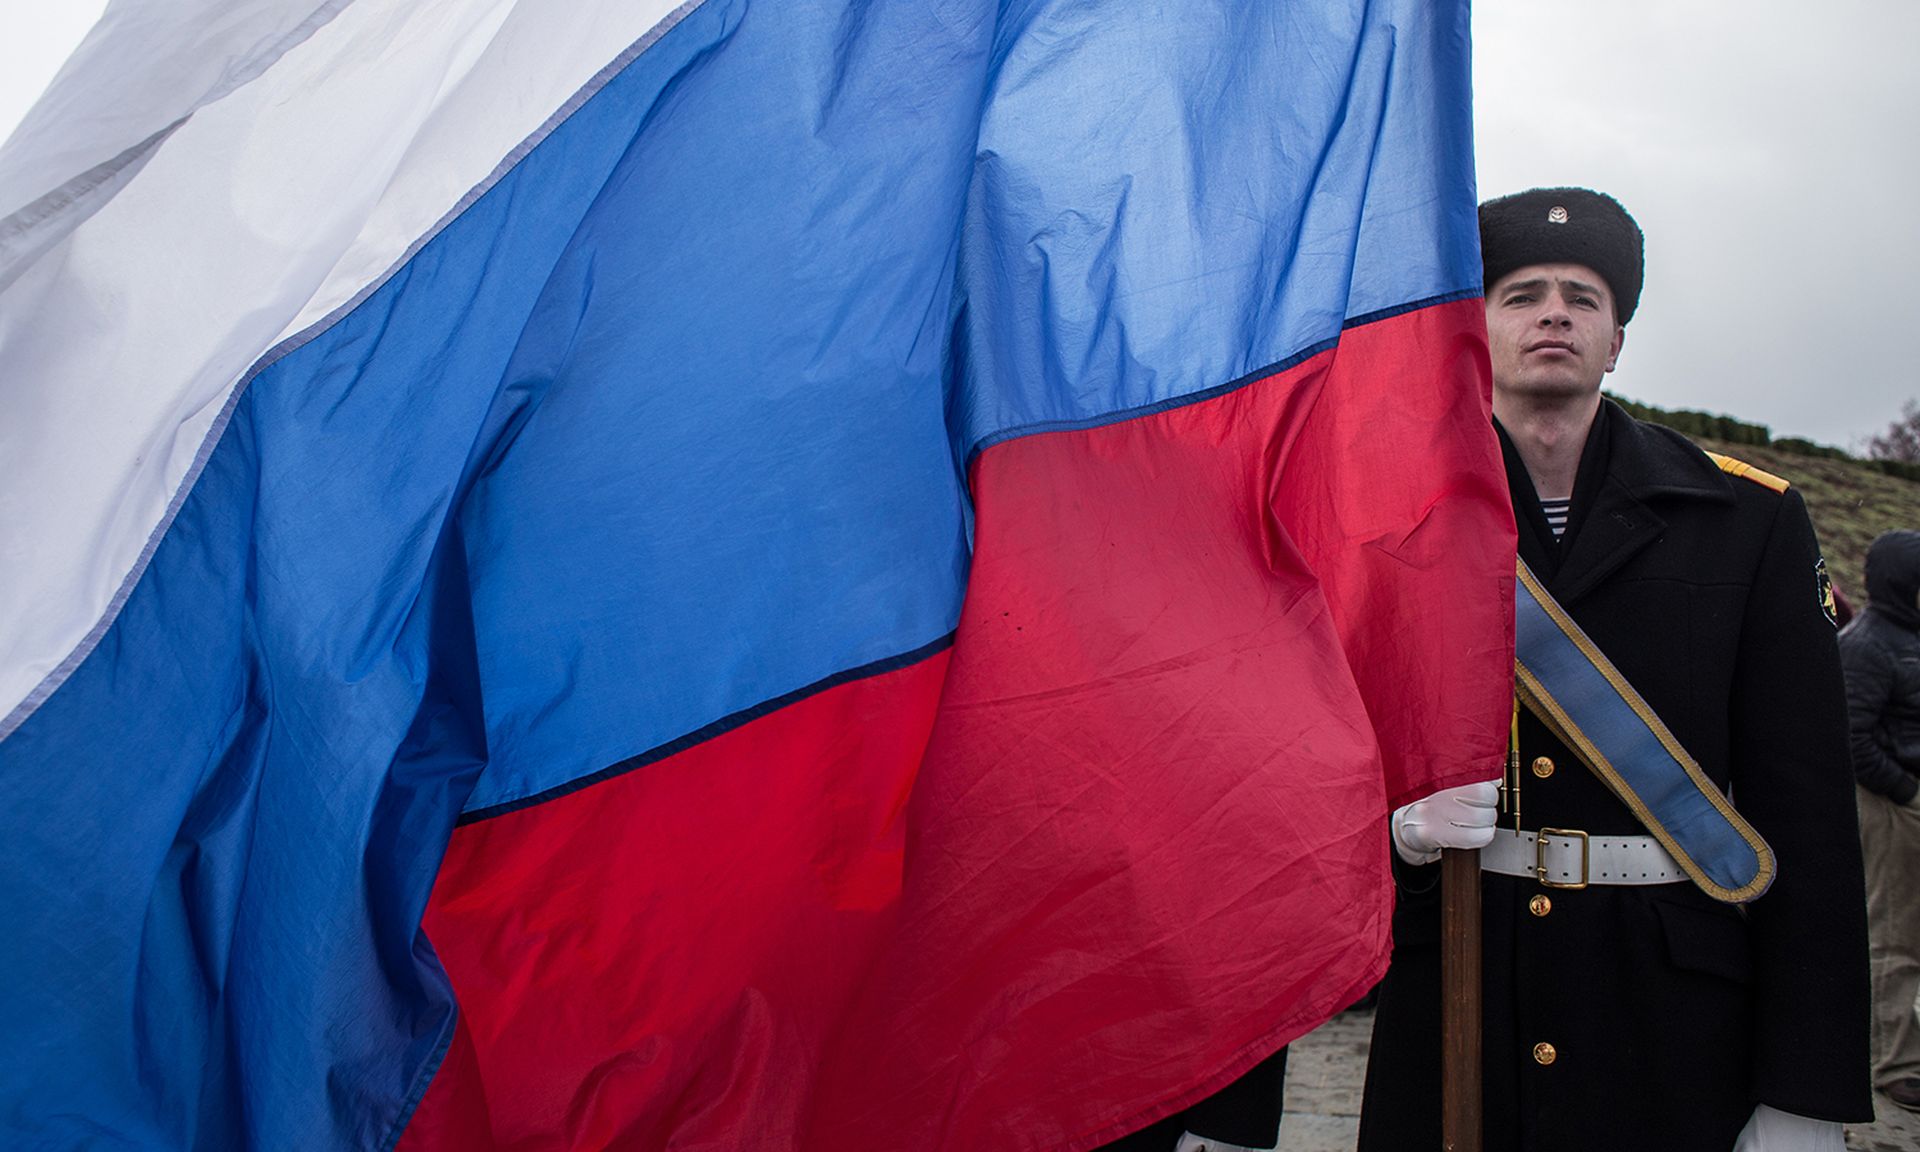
[1535,827,1590,889]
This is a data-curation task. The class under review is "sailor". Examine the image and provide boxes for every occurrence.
[1357,187,1872,1150]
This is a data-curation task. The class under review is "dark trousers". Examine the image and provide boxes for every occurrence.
[1098,1047,1288,1151]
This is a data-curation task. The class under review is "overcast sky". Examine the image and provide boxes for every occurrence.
[4,2,1918,447]
[1476,2,1920,448]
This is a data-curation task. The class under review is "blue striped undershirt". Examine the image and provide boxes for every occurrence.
[1541,496,1571,538]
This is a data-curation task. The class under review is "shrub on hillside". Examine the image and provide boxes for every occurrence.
[1870,459,1920,483]
[1605,394,1771,446]
[1772,437,1853,461]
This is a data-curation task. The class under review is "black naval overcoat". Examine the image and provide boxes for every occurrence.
[1359,401,1872,1151]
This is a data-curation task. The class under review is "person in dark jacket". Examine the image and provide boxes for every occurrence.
[1840,529,1920,1107]
[1357,188,1872,1150]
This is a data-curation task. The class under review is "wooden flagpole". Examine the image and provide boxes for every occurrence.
[1440,845,1482,1152]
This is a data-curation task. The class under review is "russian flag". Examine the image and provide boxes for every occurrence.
[0,2,1513,1149]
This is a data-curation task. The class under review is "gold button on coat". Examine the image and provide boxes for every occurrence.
[1529,895,1552,917]
[1533,1041,1557,1065]
[1531,756,1555,778]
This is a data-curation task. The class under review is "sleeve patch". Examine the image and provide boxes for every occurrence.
[1817,557,1838,627]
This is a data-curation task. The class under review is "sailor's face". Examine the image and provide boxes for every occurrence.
[1485,262,1626,403]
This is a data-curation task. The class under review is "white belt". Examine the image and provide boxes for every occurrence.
[1480,827,1684,888]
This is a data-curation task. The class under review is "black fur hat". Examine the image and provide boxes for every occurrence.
[1479,187,1644,325]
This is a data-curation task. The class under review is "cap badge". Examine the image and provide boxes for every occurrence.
[1547,205,1570,224]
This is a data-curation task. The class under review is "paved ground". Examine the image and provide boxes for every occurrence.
[1273,1007,1920,1151]
[1849,1092,1920,1152]
[1274,1008,1368,1152]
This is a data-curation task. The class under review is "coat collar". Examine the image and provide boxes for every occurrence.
[1500,399,1735,606]
[1593,399,1739,505]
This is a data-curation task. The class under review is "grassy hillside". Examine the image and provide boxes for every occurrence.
[1694,436,1920,602]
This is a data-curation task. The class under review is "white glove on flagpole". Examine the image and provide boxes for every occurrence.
[1731,1104,1844,1152]
[1390,780,1500,866]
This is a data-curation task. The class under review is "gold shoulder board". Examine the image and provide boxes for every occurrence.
[1705,451,1790,493]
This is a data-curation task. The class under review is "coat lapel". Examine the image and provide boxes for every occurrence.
[1506,400,1736,608]
[1549,476,1667,605]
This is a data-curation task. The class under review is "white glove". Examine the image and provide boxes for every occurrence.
[1731,1104,1843,1152]
[1391,780,1499,865]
